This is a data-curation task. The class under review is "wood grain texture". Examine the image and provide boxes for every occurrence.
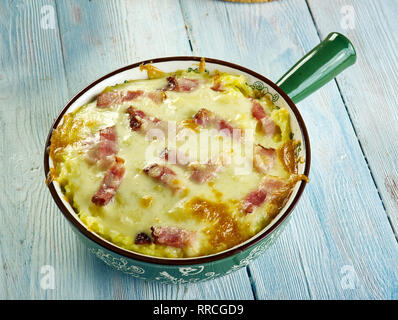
[306,0,398,236]
[179,0,398,299]
[0,0,68,299]
[56,0,192,95]
[0,0,253,300]
[0,0,397,300]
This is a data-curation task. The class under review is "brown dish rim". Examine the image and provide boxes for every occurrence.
[44,56,311,266]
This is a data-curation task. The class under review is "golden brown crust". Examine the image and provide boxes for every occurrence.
[50,113,84,170]
[139,63,165,79]
[45,167,56,185]
[267,174,308,218]
[278,139,299,174]
[198,57,206,73]
[185,197,243,253]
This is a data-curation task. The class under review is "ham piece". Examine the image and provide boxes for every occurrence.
[253,144,276,174]
[151,226,195,248]
[147,91,166,104]
[98,126,117,160]
[91,157,126,206]
[126,106,169,136]
[242,177,285,213]
[165,76,199,92]
[97,90,144,108]
[84,126,118,169]
[189,162,223,184]
[193,108,243,140]
[160,148,223,184]
[251,100,277,136]
[97,89,165,108]
[143,163,182,193]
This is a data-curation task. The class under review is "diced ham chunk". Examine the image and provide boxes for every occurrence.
[160,148,223,184]
[165,76,199,92]
[123,90,144,102]
[160,148,191,167]
[126,106,147,131]
[193,108,243,140]
[98,126,117,160]
[143,163,182,193]
[97,126,118,168]
[96,90,144,108]
[253,144,276,174]
[126,106,169,136]
[83,136,100,165]
[96,91,120,108]
[189,162,223,184]
[251,100,278,136]
[242,189,268,214]
[84,126,118,168]
[91,157,126,206]
[147,91,166,104]
[242,177,285,213]
[193,108,213,126]
[151,226,195,248]
[218,119,235,137]
[251,100,266,119]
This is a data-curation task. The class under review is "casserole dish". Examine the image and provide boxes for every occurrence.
[44,32,356,283]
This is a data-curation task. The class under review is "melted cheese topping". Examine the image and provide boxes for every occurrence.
[50,66,305,258]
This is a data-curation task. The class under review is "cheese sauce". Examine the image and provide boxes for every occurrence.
[50,64,306,258]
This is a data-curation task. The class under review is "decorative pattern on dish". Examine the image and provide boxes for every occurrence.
[249,80,279,103]
[87,223,284,284]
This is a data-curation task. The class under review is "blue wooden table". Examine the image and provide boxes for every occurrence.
[1,0,397,300]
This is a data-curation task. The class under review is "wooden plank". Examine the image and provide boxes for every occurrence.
[306,0,398,235]
[179,0,398,299]
[56,0,192,95]
[0,0,254,300]
[2,0,397,300]
[0,0,70,299]
[51,0,254,300]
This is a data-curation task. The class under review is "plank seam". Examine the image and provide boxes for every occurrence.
[177,0,194,53]
[245,266,258,300]
[297,248,313,299]
[334,79,397,239]
[304,0,321,39]
[53,1,70,95]
[304,0,397,240]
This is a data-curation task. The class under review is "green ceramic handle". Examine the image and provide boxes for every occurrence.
[276,32,356,104]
